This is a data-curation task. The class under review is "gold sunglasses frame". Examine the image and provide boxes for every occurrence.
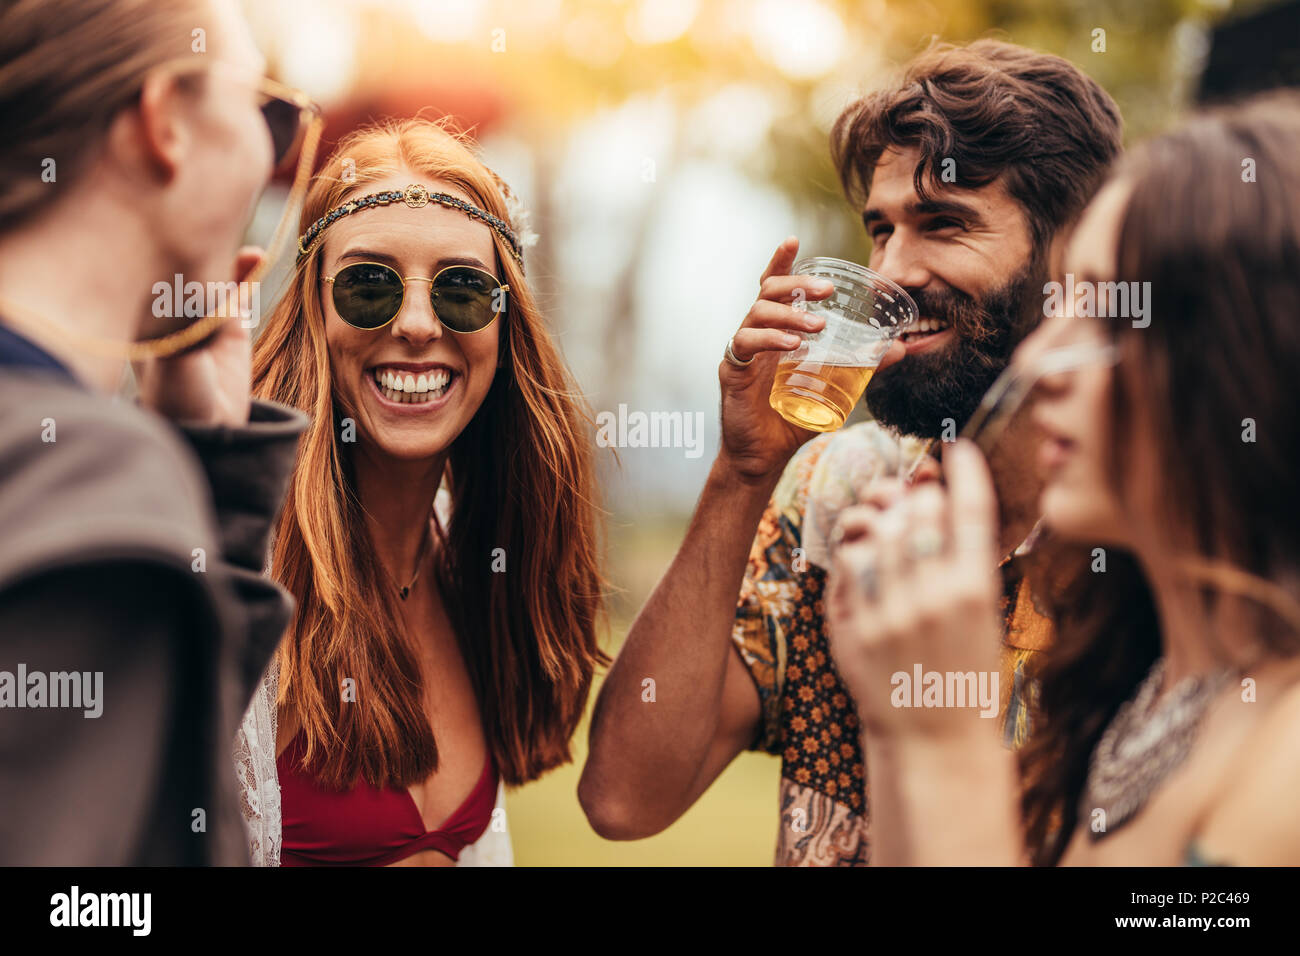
[322,261,509,334]
[255,74,322,167]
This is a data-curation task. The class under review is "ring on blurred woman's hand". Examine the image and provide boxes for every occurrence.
[907,526,945,561]
[829,523,847,555]
[855,559,880,601]
[724,337,754,368]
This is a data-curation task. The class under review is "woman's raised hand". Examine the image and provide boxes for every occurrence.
[826,440,1003,738]
[136,246,265,427]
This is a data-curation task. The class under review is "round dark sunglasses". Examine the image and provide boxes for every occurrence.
[322,261,509,333]
[257,76,318,167]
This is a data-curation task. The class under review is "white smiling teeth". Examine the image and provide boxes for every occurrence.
[904,319,951,338]
[371,367,453,404]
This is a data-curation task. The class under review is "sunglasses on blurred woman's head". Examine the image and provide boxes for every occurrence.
[254,75,320,166]
[154,60,321,167]
[322,261,508,333]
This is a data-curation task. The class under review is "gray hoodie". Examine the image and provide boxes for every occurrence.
[0,367,307,865]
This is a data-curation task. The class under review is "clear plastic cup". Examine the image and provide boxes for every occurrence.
[769,257,918,432]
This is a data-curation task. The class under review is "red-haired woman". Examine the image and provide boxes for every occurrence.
[234,118,607,866]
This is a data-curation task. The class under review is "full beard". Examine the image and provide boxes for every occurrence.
[865,261,1043,439]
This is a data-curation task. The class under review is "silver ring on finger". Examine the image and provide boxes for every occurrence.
[829,523,847,556]
[855,558,880,601]
[724,337,754,368]
[906,526,945,561]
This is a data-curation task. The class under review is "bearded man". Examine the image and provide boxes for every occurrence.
[580,38,1124,865]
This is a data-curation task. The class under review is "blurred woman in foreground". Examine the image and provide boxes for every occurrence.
[235,119,606,866]
[0,0,312,864]
[824,91,1300,865]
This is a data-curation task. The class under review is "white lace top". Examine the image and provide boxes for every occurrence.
[232,487,514,866]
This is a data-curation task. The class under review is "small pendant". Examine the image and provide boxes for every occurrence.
[399,586,409,600]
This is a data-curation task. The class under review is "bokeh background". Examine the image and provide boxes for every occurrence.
[242,0,1297,865]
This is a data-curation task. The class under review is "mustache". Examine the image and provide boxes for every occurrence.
[906,285,1003,347]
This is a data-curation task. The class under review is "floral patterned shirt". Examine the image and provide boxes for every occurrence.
[730,422,1052,865]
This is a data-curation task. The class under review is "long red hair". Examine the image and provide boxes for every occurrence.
[252,118,608,789]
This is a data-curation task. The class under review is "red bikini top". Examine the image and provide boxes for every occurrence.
[277,729,499,867]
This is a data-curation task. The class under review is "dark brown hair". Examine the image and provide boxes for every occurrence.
[830,38,1124,247]
[1021,91,1300,864]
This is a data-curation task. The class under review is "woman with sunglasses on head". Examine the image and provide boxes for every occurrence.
[0,0,318,864]
[823,91,1300,865]
[235,119,607,867]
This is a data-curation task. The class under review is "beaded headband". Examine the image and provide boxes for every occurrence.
[296,183,525,269]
